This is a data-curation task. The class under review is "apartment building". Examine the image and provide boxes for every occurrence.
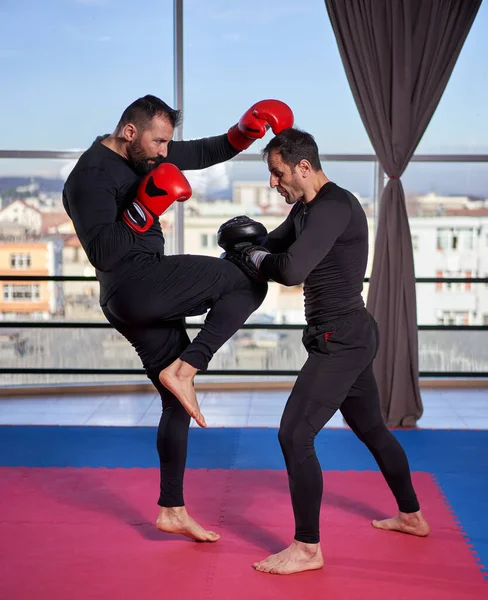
[0,240,60,320]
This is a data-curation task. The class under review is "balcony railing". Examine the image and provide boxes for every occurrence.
[1,150,487,379]
[1,275,487,378]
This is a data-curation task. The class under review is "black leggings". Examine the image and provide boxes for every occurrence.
[102,253,267,506]
[278,308,420,544]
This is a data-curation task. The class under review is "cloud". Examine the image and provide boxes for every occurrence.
[59,160,78,182]
[184,163,231,195]
[98,36,112,43]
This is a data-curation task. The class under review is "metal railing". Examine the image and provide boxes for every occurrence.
[1,275,487,378]
[2,150,488,161]
[1,150,487,378]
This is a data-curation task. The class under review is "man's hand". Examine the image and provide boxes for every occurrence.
[227,99,294,151]
[223,242,270,282]
[123,163,192,233]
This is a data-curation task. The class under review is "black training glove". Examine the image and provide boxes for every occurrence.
[223,242,270,282]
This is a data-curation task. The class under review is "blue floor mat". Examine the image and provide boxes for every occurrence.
[1,426,487,578]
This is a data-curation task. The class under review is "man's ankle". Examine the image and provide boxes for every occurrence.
[294,539,320,553]
[177,360,198,379]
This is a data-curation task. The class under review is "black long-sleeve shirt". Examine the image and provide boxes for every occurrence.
[260,182,368,324]
[63,134,238,304]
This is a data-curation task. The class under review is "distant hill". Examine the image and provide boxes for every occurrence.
[0,177,64,195]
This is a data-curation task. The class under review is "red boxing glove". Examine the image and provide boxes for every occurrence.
[227,99,294,151]
[123,163,192,233]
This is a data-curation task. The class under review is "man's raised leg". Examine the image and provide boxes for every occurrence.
[160,262,267,427]
[159,359,206,428]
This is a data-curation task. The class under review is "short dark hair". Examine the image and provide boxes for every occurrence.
[116,94,182,132]
[262,128,322,172]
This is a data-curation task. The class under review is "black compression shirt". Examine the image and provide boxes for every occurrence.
[63,134,238,303]
[260,182,368,324]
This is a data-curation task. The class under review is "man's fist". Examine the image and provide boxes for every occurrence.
[123,163,192,233]
[228,99,294,151]
[223,242,270,282]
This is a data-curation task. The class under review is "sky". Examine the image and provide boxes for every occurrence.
[0,0,487,196]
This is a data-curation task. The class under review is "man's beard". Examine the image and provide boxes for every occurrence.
[127,139,159,176]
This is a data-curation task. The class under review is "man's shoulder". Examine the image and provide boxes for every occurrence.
[328,184,368,233]
[74,138,119,171]
[320,183,363,213]
[67,139,131,187]
[308,183,349,211]
[330,183,360,204]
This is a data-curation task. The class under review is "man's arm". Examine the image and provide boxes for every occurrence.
[260,198,352,286]
[164,135,239,171]
[165,100,294,171]
[64,167,136,272]
[263,208,297,253]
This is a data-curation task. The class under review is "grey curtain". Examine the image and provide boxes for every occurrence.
[325,0,481,427]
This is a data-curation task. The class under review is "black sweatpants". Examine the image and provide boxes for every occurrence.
[278,308,420,544]
[101,253,267,506]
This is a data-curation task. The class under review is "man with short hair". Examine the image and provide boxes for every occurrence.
[226,128,429,574]
[63,94,293,542]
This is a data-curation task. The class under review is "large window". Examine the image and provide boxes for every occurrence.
[1,1,487,385]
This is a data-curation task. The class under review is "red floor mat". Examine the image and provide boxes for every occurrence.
[0,468,486,600]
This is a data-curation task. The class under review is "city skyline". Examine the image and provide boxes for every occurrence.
[0,157,487,200]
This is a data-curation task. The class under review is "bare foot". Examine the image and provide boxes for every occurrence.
[159,359,206,428]
[156,506,219,542]
[253,540,324,575]
[372,510,430,537]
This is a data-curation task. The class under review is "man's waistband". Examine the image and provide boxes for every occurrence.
[305,307,368,334]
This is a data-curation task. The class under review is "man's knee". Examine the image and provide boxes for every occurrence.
[278,420,314,465]
[277,423,291,451]
[357,421,392,448]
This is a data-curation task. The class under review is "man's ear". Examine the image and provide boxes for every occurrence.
[299,159,312,177]
[122,123,138,142]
